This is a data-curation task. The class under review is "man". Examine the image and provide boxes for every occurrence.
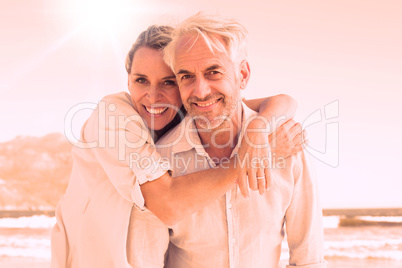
[155,13,327,268]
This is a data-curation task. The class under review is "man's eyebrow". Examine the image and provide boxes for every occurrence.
[177,69,191,75]
[206,64,222,71]
[177,65,222,75]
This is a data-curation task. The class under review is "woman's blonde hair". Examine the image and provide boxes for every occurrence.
[125,25,174,74]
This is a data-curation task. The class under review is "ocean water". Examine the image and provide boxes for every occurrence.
[0,215,55,260]
[280,216,402,266]
[1,215,402,267]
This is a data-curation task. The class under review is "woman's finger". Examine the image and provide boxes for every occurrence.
[293,129,307,145]
[263,151,272,190]
[248,167,258,191]
[288,122,302,140]
[293,132,303,145]
[235,154,250,198]
[291,144,303,155]
[256,168,265,195]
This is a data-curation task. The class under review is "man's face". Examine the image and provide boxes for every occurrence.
[173,35,245,130]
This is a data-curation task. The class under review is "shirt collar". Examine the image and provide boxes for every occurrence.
[169,102,257,157]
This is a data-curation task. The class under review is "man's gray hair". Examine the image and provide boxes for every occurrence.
[163,12,248,71]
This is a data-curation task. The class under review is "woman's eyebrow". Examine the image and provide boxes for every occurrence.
[162,75,176,80]
[132,73,147,77]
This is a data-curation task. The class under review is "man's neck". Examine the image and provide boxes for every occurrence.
[196,105,243,162]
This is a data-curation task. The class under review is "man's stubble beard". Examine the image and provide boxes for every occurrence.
[187,88,242,131]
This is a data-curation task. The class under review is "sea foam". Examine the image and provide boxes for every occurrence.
[0,215,56,228]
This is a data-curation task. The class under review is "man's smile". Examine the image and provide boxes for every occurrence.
[192,97,222,110]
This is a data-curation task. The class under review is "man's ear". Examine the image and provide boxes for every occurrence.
[239,60,250,90]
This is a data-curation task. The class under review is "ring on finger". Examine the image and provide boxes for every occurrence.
[256,176,265,180]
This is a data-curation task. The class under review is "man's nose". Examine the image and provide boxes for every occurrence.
[192,77,212,100]
[147,86,162,103]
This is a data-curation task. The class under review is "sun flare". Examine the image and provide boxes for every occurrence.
[64,0,136,39]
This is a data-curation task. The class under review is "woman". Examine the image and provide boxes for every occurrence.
[51,25,305,268]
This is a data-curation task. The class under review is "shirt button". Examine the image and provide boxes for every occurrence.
[231,238,236,244]
[228,204,232,209]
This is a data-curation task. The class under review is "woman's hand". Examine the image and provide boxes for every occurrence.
[236,115,272,198]
[269,119,307,158]
[236,118,307,198]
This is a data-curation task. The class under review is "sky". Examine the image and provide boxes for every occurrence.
[1,0,401,209]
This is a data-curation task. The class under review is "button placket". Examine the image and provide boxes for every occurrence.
[226,191,235,268]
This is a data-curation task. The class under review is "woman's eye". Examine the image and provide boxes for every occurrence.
[163,80,177,86]
[136,78,147,84]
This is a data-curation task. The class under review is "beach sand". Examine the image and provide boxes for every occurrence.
[327,258,402,268]
[2,257,402,268]
[279,258,402,268]
[0,256,50,268]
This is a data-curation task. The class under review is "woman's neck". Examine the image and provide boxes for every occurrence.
[151,106,186,142]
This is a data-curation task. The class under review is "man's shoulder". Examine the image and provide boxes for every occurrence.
[273,149,316,186]
[156,115,195,156]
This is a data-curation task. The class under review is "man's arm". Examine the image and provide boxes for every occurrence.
[284,151,327,267]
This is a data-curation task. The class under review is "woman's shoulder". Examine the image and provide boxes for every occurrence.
[100,92,134,112]
[97,92,144,121]
[101,91,131,102]
[82,91,148,140]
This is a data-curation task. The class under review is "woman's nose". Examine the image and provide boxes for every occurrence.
[147,86,162,103]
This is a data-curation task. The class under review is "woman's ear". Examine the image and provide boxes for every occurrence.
[239,60,251,90]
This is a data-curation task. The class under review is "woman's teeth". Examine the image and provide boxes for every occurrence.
[145,106,168,115]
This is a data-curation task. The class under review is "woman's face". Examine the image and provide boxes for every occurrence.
[128,46,182,131]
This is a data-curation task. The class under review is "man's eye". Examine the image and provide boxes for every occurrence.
[207,71,222,79]
[181,75,192,81]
